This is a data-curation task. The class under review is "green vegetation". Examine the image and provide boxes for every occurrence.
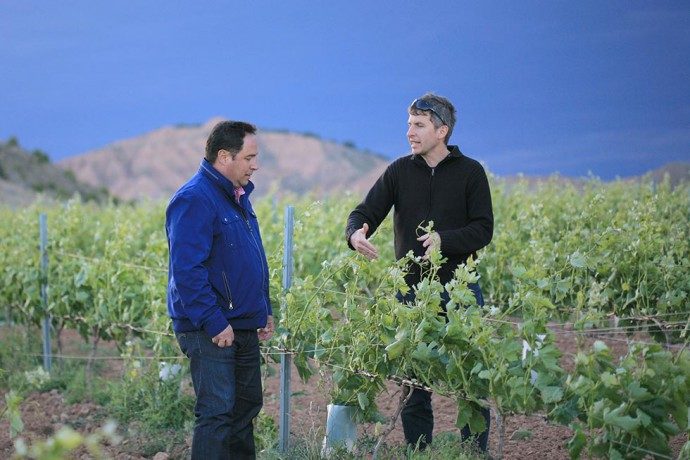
[31,149,50,164]
[0,174,688,458]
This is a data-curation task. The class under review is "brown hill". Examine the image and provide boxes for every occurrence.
[59,118,389,202]
[642,161,690,187]
[0,138,108,207]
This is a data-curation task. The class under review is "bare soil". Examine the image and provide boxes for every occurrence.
[1,327,686,459]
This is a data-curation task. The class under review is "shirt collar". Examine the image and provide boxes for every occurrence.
[233,186,245,203]
[198,158,254,200]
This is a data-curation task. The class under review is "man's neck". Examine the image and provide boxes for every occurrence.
[421,145,450,168]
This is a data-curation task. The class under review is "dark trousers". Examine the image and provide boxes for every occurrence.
[399,282,491,452]
[401,389,491,451]
[176,329,263,460]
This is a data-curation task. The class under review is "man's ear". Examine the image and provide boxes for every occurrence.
[436,125,449,140]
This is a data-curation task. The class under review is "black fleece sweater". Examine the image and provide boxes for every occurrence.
[346,145,493,286]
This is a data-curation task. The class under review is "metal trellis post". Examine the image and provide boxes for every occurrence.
[39,213,51,373]
[279,205,295,452]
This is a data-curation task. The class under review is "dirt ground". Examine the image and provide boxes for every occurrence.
[262,363,574,460]
[0,327,687,459]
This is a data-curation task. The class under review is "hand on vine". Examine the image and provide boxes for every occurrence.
[417,231,440,260]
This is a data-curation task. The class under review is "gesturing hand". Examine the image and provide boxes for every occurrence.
[417,231,441,260]
[212,324,234,348]
[350,223,379,260]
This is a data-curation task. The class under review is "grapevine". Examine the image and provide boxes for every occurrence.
[0,175,688,458]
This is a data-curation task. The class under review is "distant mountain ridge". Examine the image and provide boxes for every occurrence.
[0,139,108,207]
[59,118,390,202]
[642,162,690,187]
[3,121,686,207]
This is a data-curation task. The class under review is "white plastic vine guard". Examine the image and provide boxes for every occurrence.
[321,404,357,456]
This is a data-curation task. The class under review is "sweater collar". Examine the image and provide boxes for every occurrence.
[447,145,463,158]
[198,159,255,199]
[410,145,463,167]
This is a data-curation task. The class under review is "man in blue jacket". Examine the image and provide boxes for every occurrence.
[166,120,274,459]
[346,93,493,452]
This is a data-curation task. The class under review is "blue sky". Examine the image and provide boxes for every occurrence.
[1,1,688,179]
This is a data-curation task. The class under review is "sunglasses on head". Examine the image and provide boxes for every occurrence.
[412,98,447,126]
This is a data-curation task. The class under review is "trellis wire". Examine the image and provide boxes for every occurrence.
[17,206,688,459]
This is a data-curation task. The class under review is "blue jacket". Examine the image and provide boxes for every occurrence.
[166,159,272,337]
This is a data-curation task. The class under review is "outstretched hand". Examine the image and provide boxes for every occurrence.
[350,223,379,260]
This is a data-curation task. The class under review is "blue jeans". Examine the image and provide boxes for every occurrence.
[176,329,263,460]
[399,282,491,452]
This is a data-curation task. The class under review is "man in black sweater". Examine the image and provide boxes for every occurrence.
[345,92,493,452]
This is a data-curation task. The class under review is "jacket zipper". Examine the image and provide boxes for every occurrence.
[430,167,435,210]
[237,202,271,318]
[221,271,233,310]
[423,167,435,226]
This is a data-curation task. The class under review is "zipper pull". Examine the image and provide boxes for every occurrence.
[222,271,234,310]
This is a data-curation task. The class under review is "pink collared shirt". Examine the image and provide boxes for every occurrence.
[234,186,245,204]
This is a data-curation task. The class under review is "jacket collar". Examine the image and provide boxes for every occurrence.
[410,144,463,167]
[198,159,255,199]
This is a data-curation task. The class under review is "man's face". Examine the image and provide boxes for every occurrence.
[217,134,259,187]
[406,113,446,156]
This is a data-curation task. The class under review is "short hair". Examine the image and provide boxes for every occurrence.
[205,121,257,163]
[408,93,457,144]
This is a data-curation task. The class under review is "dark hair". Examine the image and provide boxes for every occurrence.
[205,121,257,163]
[408,93,457,144]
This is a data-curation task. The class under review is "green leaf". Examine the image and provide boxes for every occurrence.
[470,362,483,375]
[511,265,527,278]
[467,406,487,434]
[592,340,609,353]
[608,446,624,460]
[540,386,564,404]
[537,344,562,372]
[384,338,407,360]
[626,381,651,401]
[670,404,688,431]
[443,324,464,345]
[10,412,24,438]
[55,426,83,449]
[548,395,579,426]
[411,342,437,362]
[74,267,88,287]
[4,391,24,438]
[455,399,471,429]
[566,426,586,460]
[600,372,618,387]
[569,251,587,269]
[603,406,640,432]
[75,289,90,303]
[636,408,651,427]
[357,392,368,411]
